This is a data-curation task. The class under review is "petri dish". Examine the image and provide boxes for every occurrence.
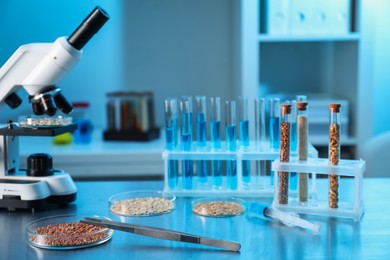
[192,198,246,218]
[19,115,72,128]
[26,215,113,250]
[109,190,175,216]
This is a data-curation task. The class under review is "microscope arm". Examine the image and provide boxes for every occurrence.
[0,38,81,110]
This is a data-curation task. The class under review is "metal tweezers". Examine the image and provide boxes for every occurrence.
[81,217,241,252]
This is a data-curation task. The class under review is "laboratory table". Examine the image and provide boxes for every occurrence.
[1,179,389,259]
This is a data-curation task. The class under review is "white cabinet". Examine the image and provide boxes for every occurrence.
[235,0,369,158]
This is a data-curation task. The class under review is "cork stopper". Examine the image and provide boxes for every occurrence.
[281,104,292,114]
[329,104,341,113]
[297,102,308,111]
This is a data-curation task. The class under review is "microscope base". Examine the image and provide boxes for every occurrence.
[0,171,77,211]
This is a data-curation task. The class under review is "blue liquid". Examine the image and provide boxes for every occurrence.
[227,160,237,190]
[290,172,297,190]
[210,121,221,149]
[168,160,178,188]
[73,119,93,144]
[197,113,207,184]
[239,120,250,147]
[226,125,236,152]
[165,126,178,188]
[181,132,193,189]
[198,160,208,184]
[226,125,237,189]
[210,120,221,188]
[290,122,297,189]
[212,160,222,188]
[291,122,297,152]
[240,120,250,184]
[270,117,280,150]
[197,113,207,147]
[165,127,176,150]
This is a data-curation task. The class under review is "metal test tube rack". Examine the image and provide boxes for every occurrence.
[272,157,365,221]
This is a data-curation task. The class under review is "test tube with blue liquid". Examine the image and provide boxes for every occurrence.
[210,97,222,189]
[290,100,298,190]
[225,100,237,190]
[255,98,267,188]
[180,96,193,190]
[239,97,250,186]
[269,98,280,150]
[196,96,208,187]
[164,98,179,189]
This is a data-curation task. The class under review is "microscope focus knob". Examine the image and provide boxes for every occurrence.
[27,153,55,177]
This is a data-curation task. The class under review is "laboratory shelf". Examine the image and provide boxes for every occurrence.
[271,157,365,221]
[257,33,361,42]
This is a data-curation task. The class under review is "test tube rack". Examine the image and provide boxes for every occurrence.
[162,142,318,197]
[272,157,365,221]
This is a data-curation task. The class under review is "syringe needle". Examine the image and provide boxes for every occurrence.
[247,202,320,234]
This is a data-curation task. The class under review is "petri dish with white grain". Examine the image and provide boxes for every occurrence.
[192,198,245,217]
[109,190,175,216]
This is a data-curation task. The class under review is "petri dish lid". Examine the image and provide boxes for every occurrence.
[26,215,113,250]
[109,190,175,217]
[192,198,246,218]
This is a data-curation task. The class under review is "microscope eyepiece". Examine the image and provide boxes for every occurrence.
[68,6,110,50]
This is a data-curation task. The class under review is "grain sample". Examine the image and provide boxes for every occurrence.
[328,104,341,209]
[29,222,109,247]
[278,104,292,205]
[297,102,308,204]
[110,197,174,216]
[193,201,244,217]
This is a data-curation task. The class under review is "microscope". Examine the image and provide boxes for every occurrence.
[0,6,109,211]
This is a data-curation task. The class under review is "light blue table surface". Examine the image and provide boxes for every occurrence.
[0,179,389,259]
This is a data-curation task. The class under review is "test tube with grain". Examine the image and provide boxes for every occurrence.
[297,102,309,204]
[329,104,341,208]
[278,104,292,204]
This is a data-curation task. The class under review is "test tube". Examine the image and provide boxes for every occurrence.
[210,97,222,188]
[180,96,193,190]
[290,100,298,190]
[255,98,267,188]
[225,100,237,190]
[269,98,280,150]
[329,104,341,208]
[296,95,308,102]
[278,104,292,205]
[196,96,208,186]
[164,98,179,189]
[239,97,250,185]
[297,102,309,204]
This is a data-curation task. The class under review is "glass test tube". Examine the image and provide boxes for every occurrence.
[329,104,341,209]
[239,97,250,185]
[269,98,280,150]
[210,97,222,188]
[296,95,308,102]
[180,96,193,190]
[297,102,309,204]
[278,104,292,205]
[196,96,208,186]
[225,100,237,190]
[290,100,298,190]
[255,98,267,188]
[164,98,179,189]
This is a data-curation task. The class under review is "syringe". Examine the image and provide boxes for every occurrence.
[247,202,320,234]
